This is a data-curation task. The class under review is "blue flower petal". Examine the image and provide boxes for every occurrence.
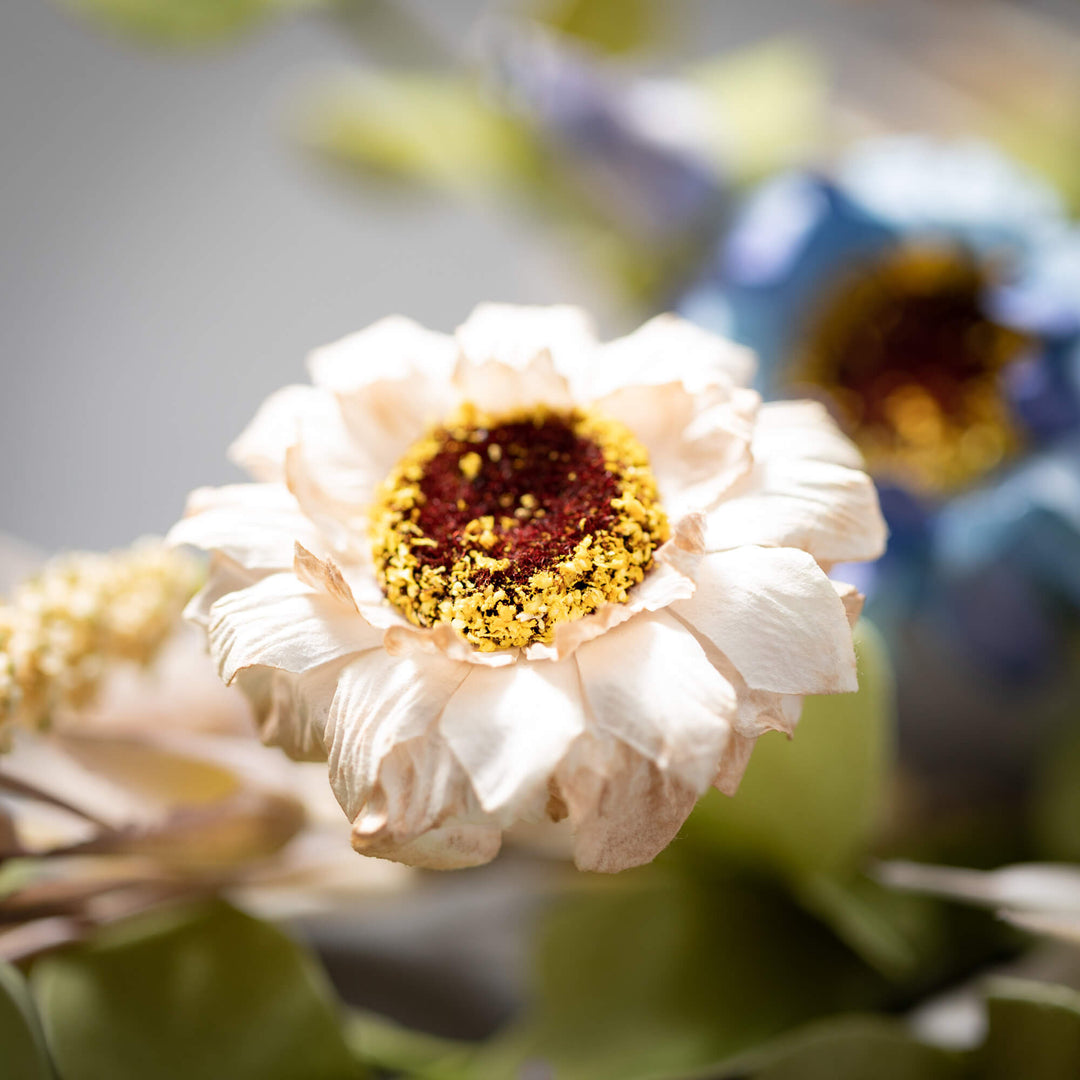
[683,173,894,389]
[1003,339,1080,445]
[936,437,1080,608]
[991,227,1080,340]
[837,135,1065,256]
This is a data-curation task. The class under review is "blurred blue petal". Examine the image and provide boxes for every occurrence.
[837,136,1065,256]
[936,436,1080,606]
[684,174,893,388]
[681,135,1080,700]
[939,561,1059,683]
[1003,340,1080,445]
[992,228,1080,340]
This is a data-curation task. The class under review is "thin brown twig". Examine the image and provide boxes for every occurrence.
[0,771,116,832]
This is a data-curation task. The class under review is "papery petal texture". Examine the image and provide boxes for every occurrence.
[171,303,884,872]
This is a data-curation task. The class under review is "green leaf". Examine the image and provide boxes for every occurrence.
[537,0,663,56]
[979,977,1080,1080]
[1033,712,1080,863]
[57,0,316,46]
[740,1015,964,1080]
[301,75,539,195]
[31,900,363,1080]
[677,620,895,881]
[473,873,889,1080]
[345,1009,475,1079]
[0,962,55,1080]
[686,39,826,183]
[795,874,926,980]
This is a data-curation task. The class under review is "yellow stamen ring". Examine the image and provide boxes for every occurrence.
[370,404,669,651]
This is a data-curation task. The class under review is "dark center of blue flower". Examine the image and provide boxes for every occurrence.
[798,246,1030,492]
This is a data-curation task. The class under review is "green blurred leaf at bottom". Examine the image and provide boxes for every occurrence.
[979,978,1080,1080]
[346,1009,475,1080]
[740,1016,964,1080]
[678,620,894,881]
[0,961,55,1080]
[474,874,890,1080]
[31,900,363,1080]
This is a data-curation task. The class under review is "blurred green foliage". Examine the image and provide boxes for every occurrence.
[536,0,663,56]
[301,74,541,195]
[677,622,893,882]
[725,1016,966,1080]
[686,40,827,184]
[475,874,893,1080]
[31,901,363,1080]
[979,978,1080,1080]
[57,0,321,46]
[1033,712,1080,863]
[0,961,55,1080]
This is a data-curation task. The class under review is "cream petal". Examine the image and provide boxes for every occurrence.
[281,394,381,523]
[347,735,463,853]
[382,621,521,668]
[353,817,502,870]
[282,448,364,560]
[440,660,586,815]
[667,610,803,740]
[580,312,756,399]
[751,400,866,469]
[230,384,383,515]
[523,519,702,662]
[208,573,382,684]
[228,384,316,483]
[574,610,734,790]
[308,315,458,393]
[347,732,472,857]
[556,733,700,873]
[333,378,450,480]
[596,381,758,517]
[672,546,857,696]
[184,553,265,630]
[455,302,596,373]
[453,351,574,415]
[307,318,459,488]
[832,580,866,627]
[322,649,470,824]
[293,543,358,611]
[705,457,887,565]
[452,303,595,414]
[714,731,758,797]
[169,484,326,571]
[234,658,350,762]
[734,686,802,738]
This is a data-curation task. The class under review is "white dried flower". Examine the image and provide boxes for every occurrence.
[170,305,886,871]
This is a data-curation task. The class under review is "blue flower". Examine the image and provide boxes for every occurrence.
[682,137,1080,686]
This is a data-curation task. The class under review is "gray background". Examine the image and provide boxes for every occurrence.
[3,0,1078,552]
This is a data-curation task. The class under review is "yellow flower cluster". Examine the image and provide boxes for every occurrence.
[370,403,669,651]
[0,541,202,743]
